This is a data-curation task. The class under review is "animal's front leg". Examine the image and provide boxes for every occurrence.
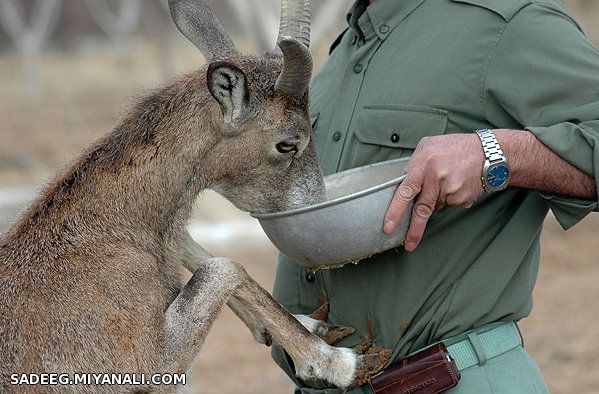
[233,276,391,389]
[180,231,214,271]
[180,232,353,347]
[179,231,272,346]
[227,296,273,345]
[162,257,247,373]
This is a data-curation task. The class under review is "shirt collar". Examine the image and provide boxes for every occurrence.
[347,0,427,42]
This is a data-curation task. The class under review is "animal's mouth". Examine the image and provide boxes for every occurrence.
[251,187,325,215]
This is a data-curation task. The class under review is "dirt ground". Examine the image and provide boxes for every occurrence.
[2,2,599,392]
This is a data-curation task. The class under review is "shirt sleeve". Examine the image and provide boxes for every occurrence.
[482,2,599,230]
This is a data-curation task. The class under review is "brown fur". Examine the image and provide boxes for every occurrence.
[0,53,327,392]
[0,3,392,390]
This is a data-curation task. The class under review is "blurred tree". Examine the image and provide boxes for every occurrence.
[0,0,62,96]
[227,0,279,51]
[224,0,348,52]
[84,0,139,59]
[150,0,177,77]
[311,0,347,50]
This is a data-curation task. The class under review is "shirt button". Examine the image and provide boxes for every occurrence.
[379,24,390,34]
[332,131,342,141]
[391,133,400,143]
[353,63,364,74]
[305,271,316,283]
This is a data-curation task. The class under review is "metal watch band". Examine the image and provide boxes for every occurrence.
[476,128,506,164]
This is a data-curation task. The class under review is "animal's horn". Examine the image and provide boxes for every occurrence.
[168,0,240,62]
[276,0,310,48]
[275,0,312,100]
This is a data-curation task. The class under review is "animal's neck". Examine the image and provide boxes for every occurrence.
[4,74,219,253]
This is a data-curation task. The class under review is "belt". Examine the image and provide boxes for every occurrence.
[366,322,523,394]
[444,321,523,370]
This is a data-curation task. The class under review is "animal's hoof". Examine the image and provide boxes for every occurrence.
[313,322,355,345]
[350,345,392,388]
[308,302,356,345]
[310,302,331,321]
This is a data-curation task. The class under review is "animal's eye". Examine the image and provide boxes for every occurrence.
[276,141,298,154]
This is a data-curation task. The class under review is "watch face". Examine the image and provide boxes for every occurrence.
[487,164,510,188]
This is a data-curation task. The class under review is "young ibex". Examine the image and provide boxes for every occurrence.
[0,0,391,392]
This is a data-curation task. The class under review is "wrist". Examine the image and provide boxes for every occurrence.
[492,129,534,189]
[492,128,597,199]
[476,129,511,192]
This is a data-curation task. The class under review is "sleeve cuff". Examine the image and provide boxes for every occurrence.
[540,192,598,230]
[525,125,595,177]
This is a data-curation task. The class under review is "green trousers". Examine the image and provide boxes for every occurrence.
[442,344,549,394]
[273,328,549,394]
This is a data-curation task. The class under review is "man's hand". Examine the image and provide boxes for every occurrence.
[383,134,485,251]
[383,129,598,252]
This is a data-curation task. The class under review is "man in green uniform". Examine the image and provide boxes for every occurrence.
[271,0,599,392]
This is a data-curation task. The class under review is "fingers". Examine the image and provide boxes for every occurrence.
[461,201,474,209]
[404,176,440,252]
[434,198,446,211]
[383,166,425,233]
[384,134,484,251]
[445,192,475,209]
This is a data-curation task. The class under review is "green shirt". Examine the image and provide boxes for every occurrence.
[272,0,599,391]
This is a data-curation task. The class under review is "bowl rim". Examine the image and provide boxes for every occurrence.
[251,157,409,220]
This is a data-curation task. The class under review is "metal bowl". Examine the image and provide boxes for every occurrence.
[251,157,413,270]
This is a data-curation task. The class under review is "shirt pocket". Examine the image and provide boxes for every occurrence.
[346,105,448,169]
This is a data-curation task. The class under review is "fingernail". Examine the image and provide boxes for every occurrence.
[405,241,415,251]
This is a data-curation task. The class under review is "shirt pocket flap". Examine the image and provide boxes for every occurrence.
[354,105,448,149]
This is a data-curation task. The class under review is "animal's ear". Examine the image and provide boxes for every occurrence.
[207,62,249,123]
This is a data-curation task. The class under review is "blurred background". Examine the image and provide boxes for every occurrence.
[0,0,598,393]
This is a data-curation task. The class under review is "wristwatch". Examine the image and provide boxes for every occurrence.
[475,128,510,192]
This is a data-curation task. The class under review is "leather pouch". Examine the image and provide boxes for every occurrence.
[368,342,461,394]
